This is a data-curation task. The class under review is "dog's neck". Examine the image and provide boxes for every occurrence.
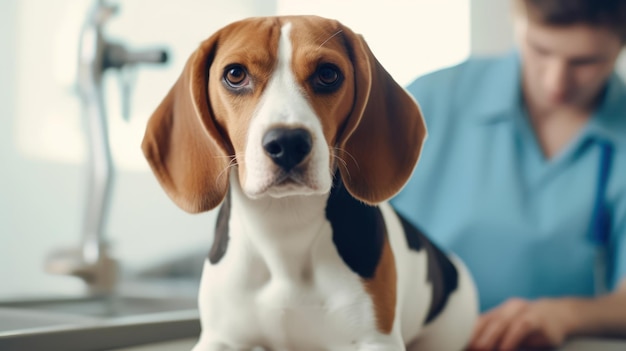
[228,171,331,283]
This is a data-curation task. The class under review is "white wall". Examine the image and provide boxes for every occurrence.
[470,0,514,55]
[0,0,17,172]
[0,0,19,295]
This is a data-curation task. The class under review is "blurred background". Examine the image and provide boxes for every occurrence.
[0,0,624,300]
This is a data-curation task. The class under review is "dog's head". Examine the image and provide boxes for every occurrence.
[142,16,426,213]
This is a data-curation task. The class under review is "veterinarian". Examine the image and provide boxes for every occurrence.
[390,0,626,349]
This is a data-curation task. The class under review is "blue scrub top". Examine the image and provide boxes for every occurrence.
[390,51,626,312]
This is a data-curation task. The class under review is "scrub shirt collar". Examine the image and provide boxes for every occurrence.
[587,73,626,146]
[469,50,522,124]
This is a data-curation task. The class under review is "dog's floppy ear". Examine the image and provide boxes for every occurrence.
[142,33,230,213]
[336,26,427,205]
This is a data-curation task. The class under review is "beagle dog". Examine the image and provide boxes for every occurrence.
[142,15,478,351]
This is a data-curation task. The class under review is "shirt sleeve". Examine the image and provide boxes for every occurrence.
[404,65,460,135]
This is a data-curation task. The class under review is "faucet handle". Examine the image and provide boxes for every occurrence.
[105,43,168,69]
[105,43,169,120]
[123,48,169,66]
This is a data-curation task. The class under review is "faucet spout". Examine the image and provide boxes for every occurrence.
[45,0,168,296]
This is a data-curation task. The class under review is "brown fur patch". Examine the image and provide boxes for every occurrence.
[327,179,398,335]
[363,234,397,334]
[287,17,356,149]
[208,18,281,186]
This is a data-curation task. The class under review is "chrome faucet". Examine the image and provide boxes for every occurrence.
[45,0,168,296]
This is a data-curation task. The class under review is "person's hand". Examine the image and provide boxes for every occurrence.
[467,298,579,351]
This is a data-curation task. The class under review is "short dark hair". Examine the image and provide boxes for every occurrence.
[516,0,626,41]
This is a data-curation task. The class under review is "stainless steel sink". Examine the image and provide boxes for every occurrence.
[0,295,197,320]
[0,286,201,351]
[0,307,98,332]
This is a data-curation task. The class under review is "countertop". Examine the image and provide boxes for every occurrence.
[113,337,626,351]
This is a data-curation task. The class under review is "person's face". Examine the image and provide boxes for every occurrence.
[515,16,623,110]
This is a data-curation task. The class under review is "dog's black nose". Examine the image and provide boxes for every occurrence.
[262,128,312,171]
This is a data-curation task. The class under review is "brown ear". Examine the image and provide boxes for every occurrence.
[141,34,230,213]
[336,27,427,205]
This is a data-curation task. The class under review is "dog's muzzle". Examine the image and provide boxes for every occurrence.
[262,127,313,172]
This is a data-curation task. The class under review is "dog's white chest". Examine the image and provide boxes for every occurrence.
[197,230,381,350]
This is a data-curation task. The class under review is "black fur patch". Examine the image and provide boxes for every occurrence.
[209,191,231,264]
[397,213,458,324]
[325,181,385,279]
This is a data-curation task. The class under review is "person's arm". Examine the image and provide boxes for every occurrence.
[469,197,626,350]
[565,279,626,338]
[467,285,626,351]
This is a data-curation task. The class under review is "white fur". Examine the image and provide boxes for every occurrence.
[193,23,478,351]
[243,23,332,199]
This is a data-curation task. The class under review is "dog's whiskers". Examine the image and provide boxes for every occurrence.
[215,154,241,186]
[332,146,359,171]
[333,157,350,181]
[331,146,360,180]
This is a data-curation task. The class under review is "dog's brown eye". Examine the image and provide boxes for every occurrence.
[317,65,339,86]
[313,64,342,93]
[318,66,338,85]
[224,65,249,88]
